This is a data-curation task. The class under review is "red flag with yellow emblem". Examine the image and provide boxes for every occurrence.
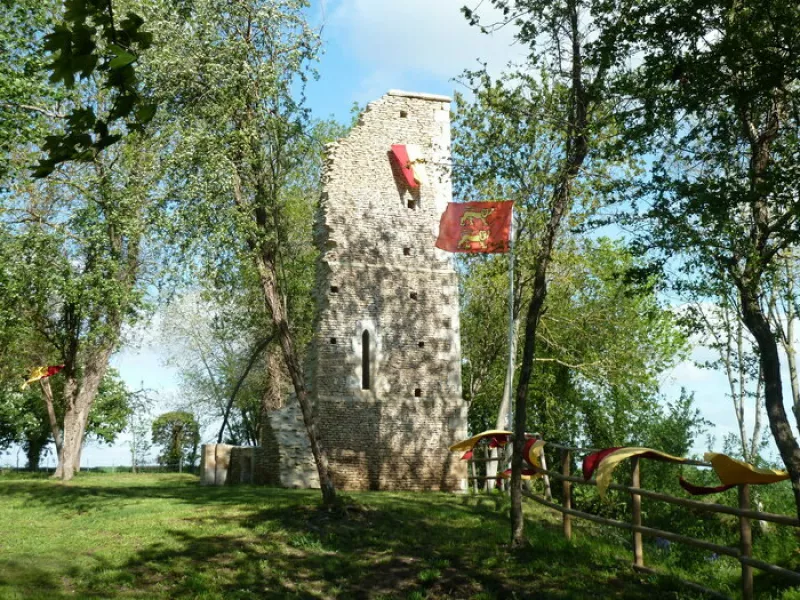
[435,201,513,253]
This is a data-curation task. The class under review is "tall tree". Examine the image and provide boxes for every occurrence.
[151,410,199,472]
[458,236,686,446]
[8,140,161,480]
[685,284,765,464]
[462,0,629,545]
[767,256,800,427]
[160,291,275,446]
[125,385,153,473]
[615,0,800,517]
[0,368,133,470]
[0,0,165,480]
[144,0,338,504]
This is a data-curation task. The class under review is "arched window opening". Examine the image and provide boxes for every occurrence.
[362,330,371,390]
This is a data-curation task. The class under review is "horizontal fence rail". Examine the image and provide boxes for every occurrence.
[466,440,800,599]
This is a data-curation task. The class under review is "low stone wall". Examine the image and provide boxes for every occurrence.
[200,443,233,486]
[229,447,255,484]
[201,444,261,486]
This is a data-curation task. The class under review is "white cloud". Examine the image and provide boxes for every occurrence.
[664,359,717,385]
[328,0,524,100]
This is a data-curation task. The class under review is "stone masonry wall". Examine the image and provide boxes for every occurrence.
[301,90,468,491]
[264,399,320,487]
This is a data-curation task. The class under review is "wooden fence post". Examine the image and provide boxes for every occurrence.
[562,449,572,540]
[739,484,754,600]
[631,457,644,567]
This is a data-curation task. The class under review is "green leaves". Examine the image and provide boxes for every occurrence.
[107,45,136,69]
[35,1,157,176]
[151,411,200,468]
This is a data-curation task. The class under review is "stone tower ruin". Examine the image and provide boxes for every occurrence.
[262,90,468,491]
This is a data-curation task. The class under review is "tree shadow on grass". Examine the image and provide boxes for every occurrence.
[0,475,310,515]
[95,500,713,598]
[0,478,719,599]
[0,560,72,600]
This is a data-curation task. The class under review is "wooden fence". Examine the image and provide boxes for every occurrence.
[467,441,800,600]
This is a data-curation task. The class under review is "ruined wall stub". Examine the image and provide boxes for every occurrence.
[303,90,468,491]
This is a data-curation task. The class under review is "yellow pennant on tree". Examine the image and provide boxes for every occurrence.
[21,364,65,390]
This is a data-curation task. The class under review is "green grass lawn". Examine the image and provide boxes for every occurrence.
[0,473,755,599]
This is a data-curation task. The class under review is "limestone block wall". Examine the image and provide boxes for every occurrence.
[264,400,320,488]
[301,90,468,491]
[200,443,234,486]
[204,443,280,486]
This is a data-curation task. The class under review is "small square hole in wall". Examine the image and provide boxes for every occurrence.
[407,199,415,209]
[400,110,408,118]
[442,318,451,328]
[330,286,339,294]
[330,337,337,345]
[410,292,418,300]
[418,341,425,348]
[414,388,422,397]
[403,247,411,256]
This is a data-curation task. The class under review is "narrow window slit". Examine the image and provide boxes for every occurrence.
[403,247,411,256]
[361,330,370,390]
[414,388,422,397]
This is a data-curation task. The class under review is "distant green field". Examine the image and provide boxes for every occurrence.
[0,473,789,599]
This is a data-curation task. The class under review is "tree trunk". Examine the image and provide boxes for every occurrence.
[217,335,273,444]
[131,423,138,474]
[734,320,751,461]
[784,316,800,428]
[258,347,284,444]
[739,287,800,519]
[25,438,44,471]
[510,219,559,546]
[59,409,84,480]
[254,252,337,506]
[750,366,764,461]
[56,351,111,481]
[39,378,63,469]
[510,0,589,547]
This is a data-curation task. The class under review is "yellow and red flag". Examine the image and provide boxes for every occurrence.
[582,445,792,497]
[21,364,65,390]
[391,144,428,188]
[679,452,789,495]
[435,201,513,253]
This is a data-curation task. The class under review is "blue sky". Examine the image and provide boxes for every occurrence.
[303,0,523,121]
[0,0,783,468]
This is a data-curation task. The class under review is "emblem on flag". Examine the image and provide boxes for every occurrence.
[435,201,513,253]
[391,144,428,188]
[21,364,65,390]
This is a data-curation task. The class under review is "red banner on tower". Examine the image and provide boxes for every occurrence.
[435,201,513,253]
[391,144,427,188]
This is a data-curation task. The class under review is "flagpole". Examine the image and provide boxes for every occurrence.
[506,211,516,431]
[488,208,515,490]
[496,208,516,432]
